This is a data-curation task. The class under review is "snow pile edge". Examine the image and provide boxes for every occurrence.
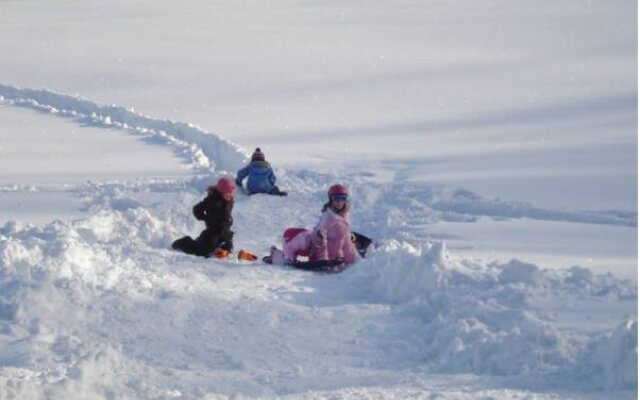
[340,241,637,389]
[0,82,248,174]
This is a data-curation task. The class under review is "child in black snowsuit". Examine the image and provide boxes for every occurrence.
[172,177,235,257]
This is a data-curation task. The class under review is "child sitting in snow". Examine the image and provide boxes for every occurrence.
[171,177,236,258]
[311,183,361,266]
[264,184,363,272]
[235,148,287,196]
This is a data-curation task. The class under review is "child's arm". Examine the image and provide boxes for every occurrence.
[235,165,250,186]
[192,199,207,220]
[268,168,277,186]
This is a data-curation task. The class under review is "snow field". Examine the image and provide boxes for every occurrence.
[0,89,636,398]
[0,0,636,397]
[0,183,636,398]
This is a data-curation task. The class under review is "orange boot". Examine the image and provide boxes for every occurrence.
[238,249,258,261]
[213,248,230,258]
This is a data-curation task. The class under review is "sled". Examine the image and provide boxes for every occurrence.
[351,231,373,258]
[288,258,346,272]
[263,231,374,264]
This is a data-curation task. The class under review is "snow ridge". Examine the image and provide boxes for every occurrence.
[432,188,637,227]
[1,82,636,228]
[0,82,248,174]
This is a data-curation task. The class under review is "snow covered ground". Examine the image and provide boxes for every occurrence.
[0,0,637,399]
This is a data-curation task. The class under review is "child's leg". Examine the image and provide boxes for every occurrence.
[171,236,199,255]
[219,230,234,252]
[283,229,312,262]
[194,229,225,257]
[269,247,285,265]
[269,186,287,196]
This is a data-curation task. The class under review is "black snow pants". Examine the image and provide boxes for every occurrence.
[172,228,234,257]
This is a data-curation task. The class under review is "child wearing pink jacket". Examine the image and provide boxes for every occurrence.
[311,184,360,265]
[265,184,360,269]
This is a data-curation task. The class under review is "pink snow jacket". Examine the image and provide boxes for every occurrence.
[282,227,325,262]
[312,206,360,265]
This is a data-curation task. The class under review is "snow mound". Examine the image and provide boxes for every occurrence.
[339,241,637,387]
[578,319,638,390]
[498,259,544,285]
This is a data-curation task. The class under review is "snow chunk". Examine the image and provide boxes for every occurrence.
[578,319,638,390]
[498,259,543,285]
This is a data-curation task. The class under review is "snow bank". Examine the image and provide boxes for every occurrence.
[0,235,119,398]
[340,241,637,388]
[0,169,635,398]
[0,199,188,398]
[0,82,248,174]
[432,188,637,227]
[578,319,638,390]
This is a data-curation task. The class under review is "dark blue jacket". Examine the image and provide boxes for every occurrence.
[236,160,276,194]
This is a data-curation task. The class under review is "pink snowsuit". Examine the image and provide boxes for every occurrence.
[312,207,360,265]
[282,227,325,263]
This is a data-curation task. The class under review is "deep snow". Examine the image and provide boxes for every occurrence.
[0,0,637,398]
[0,86,636,399]
[0,0,636,210]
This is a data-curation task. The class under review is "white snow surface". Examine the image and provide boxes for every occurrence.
[0,86,636,399]
[0,1,637,399]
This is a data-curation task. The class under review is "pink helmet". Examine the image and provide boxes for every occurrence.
[216,177,236,194]
[328,184,348,197]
